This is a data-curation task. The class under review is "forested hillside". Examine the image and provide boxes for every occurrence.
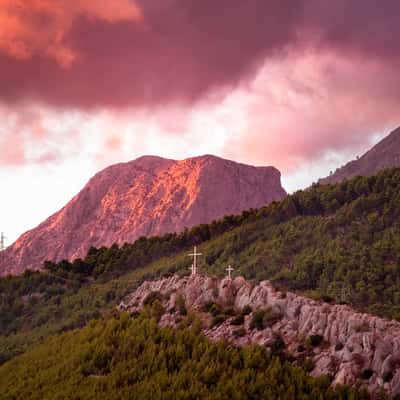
[0,314,371,400]
[2,168,400,364]
[319,126,400,185]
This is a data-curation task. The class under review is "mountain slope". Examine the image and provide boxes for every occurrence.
[2,168,400,366]
[121,275,400,396]
[319,126,400,185]
[0,155,286,276]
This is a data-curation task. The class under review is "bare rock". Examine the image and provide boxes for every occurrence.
[392,370,400,396]
[0,155,286,276]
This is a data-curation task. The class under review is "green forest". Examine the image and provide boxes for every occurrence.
[0,312,372,400]
[1,167,400,382]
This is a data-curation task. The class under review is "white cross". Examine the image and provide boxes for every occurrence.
[188,246,202,275]
[226,265,234,280]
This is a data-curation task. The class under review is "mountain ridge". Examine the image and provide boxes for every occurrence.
[319,126,400,185]
[0,154,286,276]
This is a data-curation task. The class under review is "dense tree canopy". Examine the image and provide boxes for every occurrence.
[0,314,371,400]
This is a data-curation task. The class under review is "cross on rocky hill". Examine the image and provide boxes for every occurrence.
[226,265,234,280]
[188,246,202,276]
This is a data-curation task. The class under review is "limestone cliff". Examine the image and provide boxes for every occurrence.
[120,275,400,397]
[0,155,286,276]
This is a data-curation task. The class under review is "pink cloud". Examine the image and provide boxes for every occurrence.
[0,1,399,110]
[0,105,83,166]
[0,0,303,108]
[0,0,142,67]
[221,51,400,171]
[0,133,27,165]
[1,1,400,175]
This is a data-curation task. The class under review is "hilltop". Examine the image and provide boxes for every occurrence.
[0,155,285,276]
[319,127,400,185]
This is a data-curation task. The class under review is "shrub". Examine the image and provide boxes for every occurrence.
[321,295,334,303]
[269,333,285,353]
[303,357,315,372]
[250,310,266,331]
[241,305,252,315]
[149,300,165,322]
[249,307,283,331]
[143,291,163,306]
[361,369,373,380]
[225,308,235,317]
[233,327,246,337]
[201,301,223,317]
[201,301,215,313]
[263,307,283,327]
[297,344,305,353]
[383,370,393,382]
[210,315,226,328]
[209,304,223,317]
[347,345,354,353]
[230,314,245,326]
[334,342,344,351]
[176,294,187,316]
[306,334,323,348]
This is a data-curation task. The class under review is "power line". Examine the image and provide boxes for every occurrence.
[0,232,6,251]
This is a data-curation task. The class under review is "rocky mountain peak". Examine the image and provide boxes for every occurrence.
[0,155,286,276]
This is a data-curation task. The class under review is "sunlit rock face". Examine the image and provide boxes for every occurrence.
[120,275,400,397]
[0,155,286,276]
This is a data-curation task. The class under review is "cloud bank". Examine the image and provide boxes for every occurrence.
[0,0,399,173]
[1,0,399,108]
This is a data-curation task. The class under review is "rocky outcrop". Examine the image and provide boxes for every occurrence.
[0,155,286,276]
[319,126,400,185]
[120,275,400,397]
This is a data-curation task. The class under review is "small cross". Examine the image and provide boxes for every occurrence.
[226,265,234,280]
[188,246,202,275]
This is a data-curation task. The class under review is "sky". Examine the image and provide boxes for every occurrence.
[0,0,399,244]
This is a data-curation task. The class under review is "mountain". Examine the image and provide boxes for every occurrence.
[2,167,400,366]
[0,155,286,276]
[319,126,400,185]
[2,168,400,398]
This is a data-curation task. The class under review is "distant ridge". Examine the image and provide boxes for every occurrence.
[319,126,400,185]
[0,155,286,276]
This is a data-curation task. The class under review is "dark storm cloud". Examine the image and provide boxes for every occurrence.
[0,0,303,108]
[0,0,400,109]
[303,0,400,59]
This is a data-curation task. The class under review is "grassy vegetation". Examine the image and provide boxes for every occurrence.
[2,167,400,364]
